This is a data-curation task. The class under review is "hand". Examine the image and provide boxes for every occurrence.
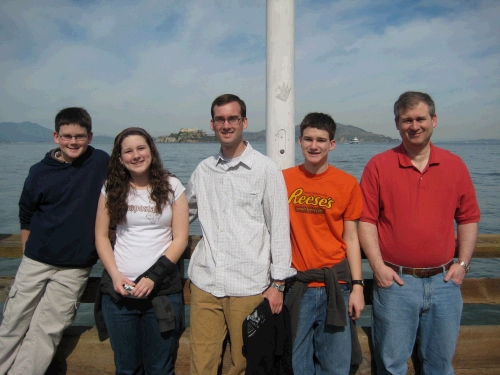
[348,286,365,320]
[111,273,136,296]
[444,263,466,285]
[130,277,155,298]
[374,263,404,287]
[262,286,283,314]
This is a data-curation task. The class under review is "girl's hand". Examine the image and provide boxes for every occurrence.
[111,273,136,296]
[130,277,155,298]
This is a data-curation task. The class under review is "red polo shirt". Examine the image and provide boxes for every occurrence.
[360,143,480,268]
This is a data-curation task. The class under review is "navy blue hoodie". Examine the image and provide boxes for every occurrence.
[19,145,109,268]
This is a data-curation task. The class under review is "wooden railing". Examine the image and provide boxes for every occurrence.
[1,234,499,375]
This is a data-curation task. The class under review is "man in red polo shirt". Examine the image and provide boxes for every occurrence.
[359,91,480,375]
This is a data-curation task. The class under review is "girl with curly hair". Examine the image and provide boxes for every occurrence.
[94,127,188,375]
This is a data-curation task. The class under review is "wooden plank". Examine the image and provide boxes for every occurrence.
[3,276,500,305]
[453,325,500,369]
[43,325,500,375]
[47,327,115,375]
[0,234,202,259]
[1,234,499,259]
[455,370,500,375]
[461,278,500,304]
[0,233,22,258]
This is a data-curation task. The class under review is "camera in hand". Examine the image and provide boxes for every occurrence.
[123,283,134,293]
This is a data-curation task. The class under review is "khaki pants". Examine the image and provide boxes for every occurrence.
[0,256,90,375]
[189,283,263,375]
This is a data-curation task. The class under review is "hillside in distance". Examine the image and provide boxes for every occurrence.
[0,122,114,143]
[0,122,53,143]
[7,121,498,144]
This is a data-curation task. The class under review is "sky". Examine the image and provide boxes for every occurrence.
[0,0,499,141]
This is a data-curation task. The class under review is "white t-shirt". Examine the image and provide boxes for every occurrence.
[102,176,185,280]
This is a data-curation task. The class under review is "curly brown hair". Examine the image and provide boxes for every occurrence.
[105,127,173,227]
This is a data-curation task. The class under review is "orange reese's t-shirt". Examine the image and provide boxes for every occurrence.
[282,165,363,287]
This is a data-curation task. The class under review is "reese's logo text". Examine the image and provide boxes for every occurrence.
[288,188,334,214]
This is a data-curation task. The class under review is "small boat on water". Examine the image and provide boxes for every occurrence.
[349,137,360,144]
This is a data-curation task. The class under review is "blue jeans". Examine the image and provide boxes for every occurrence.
[288,284,351,375]
[372,272,462,375]
[102,293,183,375]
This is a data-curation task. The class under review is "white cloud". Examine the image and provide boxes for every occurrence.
[293,0,500,140]
[0,0,498,140]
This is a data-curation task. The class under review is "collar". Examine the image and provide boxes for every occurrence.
[298,164,332,179]
[51,148,70,164]
[396,142,441,168]
[215,141,254,169]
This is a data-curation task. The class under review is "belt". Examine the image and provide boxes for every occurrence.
[384,260,453,278]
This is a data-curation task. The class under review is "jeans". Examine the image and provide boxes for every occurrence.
[287,284,351,375]
[372,272,462,375]
[102,293,183,375]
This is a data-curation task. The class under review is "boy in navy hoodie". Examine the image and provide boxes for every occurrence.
[0,107,109,375]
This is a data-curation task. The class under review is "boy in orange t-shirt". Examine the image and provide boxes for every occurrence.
[283,112,365,375]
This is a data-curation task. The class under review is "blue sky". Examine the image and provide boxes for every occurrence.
[0,0,498,140]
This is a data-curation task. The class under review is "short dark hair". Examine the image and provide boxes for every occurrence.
[299,112,336,141]
[211,94,246,119]
[394,91,436,121]
[54,107,92,133]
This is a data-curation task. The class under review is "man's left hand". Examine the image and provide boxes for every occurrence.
[263,286,283,314]
[444,263,466,285]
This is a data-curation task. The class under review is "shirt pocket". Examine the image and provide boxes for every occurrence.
[233,189,263,220]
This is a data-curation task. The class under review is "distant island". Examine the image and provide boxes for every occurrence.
[156,128,218,143]
[156,124,398,143]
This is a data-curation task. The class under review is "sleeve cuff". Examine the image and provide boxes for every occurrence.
[270,264,297,281]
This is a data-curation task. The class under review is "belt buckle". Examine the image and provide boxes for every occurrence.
[412,268,424,278]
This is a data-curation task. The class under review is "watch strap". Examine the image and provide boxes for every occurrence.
[271,282,285,292]
[456,259,470,273]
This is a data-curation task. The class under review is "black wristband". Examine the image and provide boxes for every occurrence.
[351,280,365,287]
[137,255,177,285]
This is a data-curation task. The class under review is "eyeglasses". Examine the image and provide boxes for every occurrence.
[58,134,88,141]
[212,116,244,125]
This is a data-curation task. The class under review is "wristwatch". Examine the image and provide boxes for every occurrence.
[352,280,365,287]
[456,259,470,273]
[271,282,285,292]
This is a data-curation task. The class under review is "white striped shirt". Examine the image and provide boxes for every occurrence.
[187,142,296,297]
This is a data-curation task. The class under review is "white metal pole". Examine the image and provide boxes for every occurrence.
[266,0,295,169]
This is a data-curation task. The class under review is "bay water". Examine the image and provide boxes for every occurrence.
[1,141,499,326]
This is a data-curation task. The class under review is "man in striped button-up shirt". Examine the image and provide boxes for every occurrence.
[187,94,296,375]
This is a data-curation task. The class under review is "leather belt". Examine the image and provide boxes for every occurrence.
[384,260,453,278]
